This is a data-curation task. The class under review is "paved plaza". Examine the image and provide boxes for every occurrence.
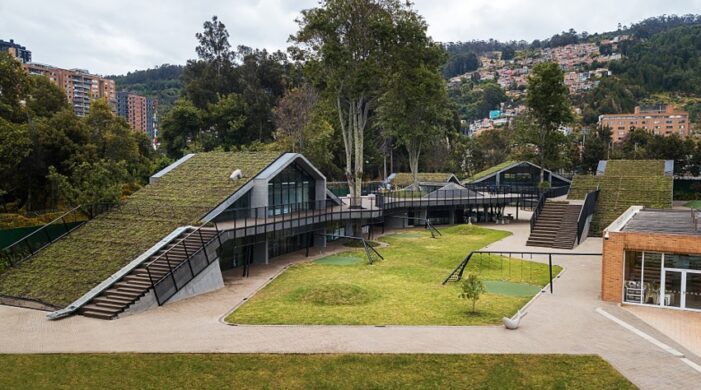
[1,219,700,389]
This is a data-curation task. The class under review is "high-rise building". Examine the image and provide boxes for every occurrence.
[116,92,158,140]
[23,63,116,117]
[0,39,31,63]
[599,105,692,142]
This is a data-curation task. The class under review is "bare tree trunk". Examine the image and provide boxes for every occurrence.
[337,94,355,205]
[407,139,422,189]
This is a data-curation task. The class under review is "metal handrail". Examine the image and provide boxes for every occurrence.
[1,206,88,268]
[575,189,600,245]
[147,222,223,305]
[1,206,82,252]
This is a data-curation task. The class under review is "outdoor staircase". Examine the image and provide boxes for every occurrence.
[526,201,582,249]
[80,227,219,320]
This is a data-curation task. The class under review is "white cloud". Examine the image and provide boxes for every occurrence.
[0,0,699,75]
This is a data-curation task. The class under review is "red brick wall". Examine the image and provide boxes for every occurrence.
[602,231,701,302]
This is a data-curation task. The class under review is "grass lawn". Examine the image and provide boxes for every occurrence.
[684,200,701,209]
[227,225,561,325]
[0,353,634,389]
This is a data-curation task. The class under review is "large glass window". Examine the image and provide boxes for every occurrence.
[623,252,644,304]
[665,254,701,271]
[623,250,701,311]
[267,163,315,216]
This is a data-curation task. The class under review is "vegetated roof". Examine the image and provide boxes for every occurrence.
[391,172,458,187]
[622,209,701,236]
[568,160,672,236]
[0,151,281,308]
[463,160,516,183]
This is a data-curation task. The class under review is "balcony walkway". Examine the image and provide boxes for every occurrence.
[210,191,534,238]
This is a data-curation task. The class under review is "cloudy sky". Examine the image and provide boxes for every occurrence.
[1,0,699,75]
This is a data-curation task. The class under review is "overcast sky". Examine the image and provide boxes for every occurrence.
[1,0,699,75]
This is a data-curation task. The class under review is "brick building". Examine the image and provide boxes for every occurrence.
[599,105,691,142]
[116,92,158,140]
[602,207,701,312]
[23,63,116,117]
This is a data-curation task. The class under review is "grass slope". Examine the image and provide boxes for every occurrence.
[569,159,672,235]
[227,225,560,325]
[0,354,634,389]
[0,151,281,307]
[684,200,701,209]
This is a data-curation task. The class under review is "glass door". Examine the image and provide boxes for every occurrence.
[663,270,682,308]
[684,271,701,310]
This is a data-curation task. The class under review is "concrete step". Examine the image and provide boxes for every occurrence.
[81,310,116,320]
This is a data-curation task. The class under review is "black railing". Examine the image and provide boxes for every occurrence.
[147,223,223,306]
[327,181,385,197]
[0,206,86,269]
[576,189,599,245]
[529,186,570,232]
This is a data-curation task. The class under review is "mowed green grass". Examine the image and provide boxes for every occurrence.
[227,225,561,325]
[0,354,634,389]
[684,200,701,209]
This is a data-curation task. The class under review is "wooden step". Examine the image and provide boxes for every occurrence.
[93,296,132,306]
[82,303,121,315]
[81,310,116,320]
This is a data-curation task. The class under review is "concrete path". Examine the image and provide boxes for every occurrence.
[1,221,700,389]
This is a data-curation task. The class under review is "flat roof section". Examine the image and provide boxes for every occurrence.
[622,209,701,236]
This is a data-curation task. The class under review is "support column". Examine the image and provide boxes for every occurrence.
[314,227,327,248]
[448,208,456,225]
[253,240,268,265]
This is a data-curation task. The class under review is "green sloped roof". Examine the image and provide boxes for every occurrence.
[463,160,517,183]
[391,172,456,187]
[0,151,281,307]
[569,159,672,236]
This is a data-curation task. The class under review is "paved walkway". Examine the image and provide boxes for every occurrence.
[625,305,701,359]
[1,220,700,389]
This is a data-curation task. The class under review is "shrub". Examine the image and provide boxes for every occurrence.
[459,274,486,313]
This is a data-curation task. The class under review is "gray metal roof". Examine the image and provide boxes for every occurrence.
[622,209,701,235]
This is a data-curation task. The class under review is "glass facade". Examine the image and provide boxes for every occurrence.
[267,163,315,216]
[215,190,251,221]
[268,232,313,259]
[623,251,701,311]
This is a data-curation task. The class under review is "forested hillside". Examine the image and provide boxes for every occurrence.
[610,25,701,94]
[108,64,183,111]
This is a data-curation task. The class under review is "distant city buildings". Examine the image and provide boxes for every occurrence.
[117,92,158,140]
[599,105,691,141]
[23,63,116,117]
[0,39,31,63]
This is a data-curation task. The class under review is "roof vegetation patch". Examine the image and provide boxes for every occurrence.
[391,172,456,187]
[464,160,517,183]
[569,160,672,236]
[0,151,281,307]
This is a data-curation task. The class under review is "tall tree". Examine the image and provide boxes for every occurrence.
[273,84,319,152]
[160,99,203,158]
[523,62,573,184]
[0,52,30,123]
[377,11,453,186]
[292,0,421,206]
